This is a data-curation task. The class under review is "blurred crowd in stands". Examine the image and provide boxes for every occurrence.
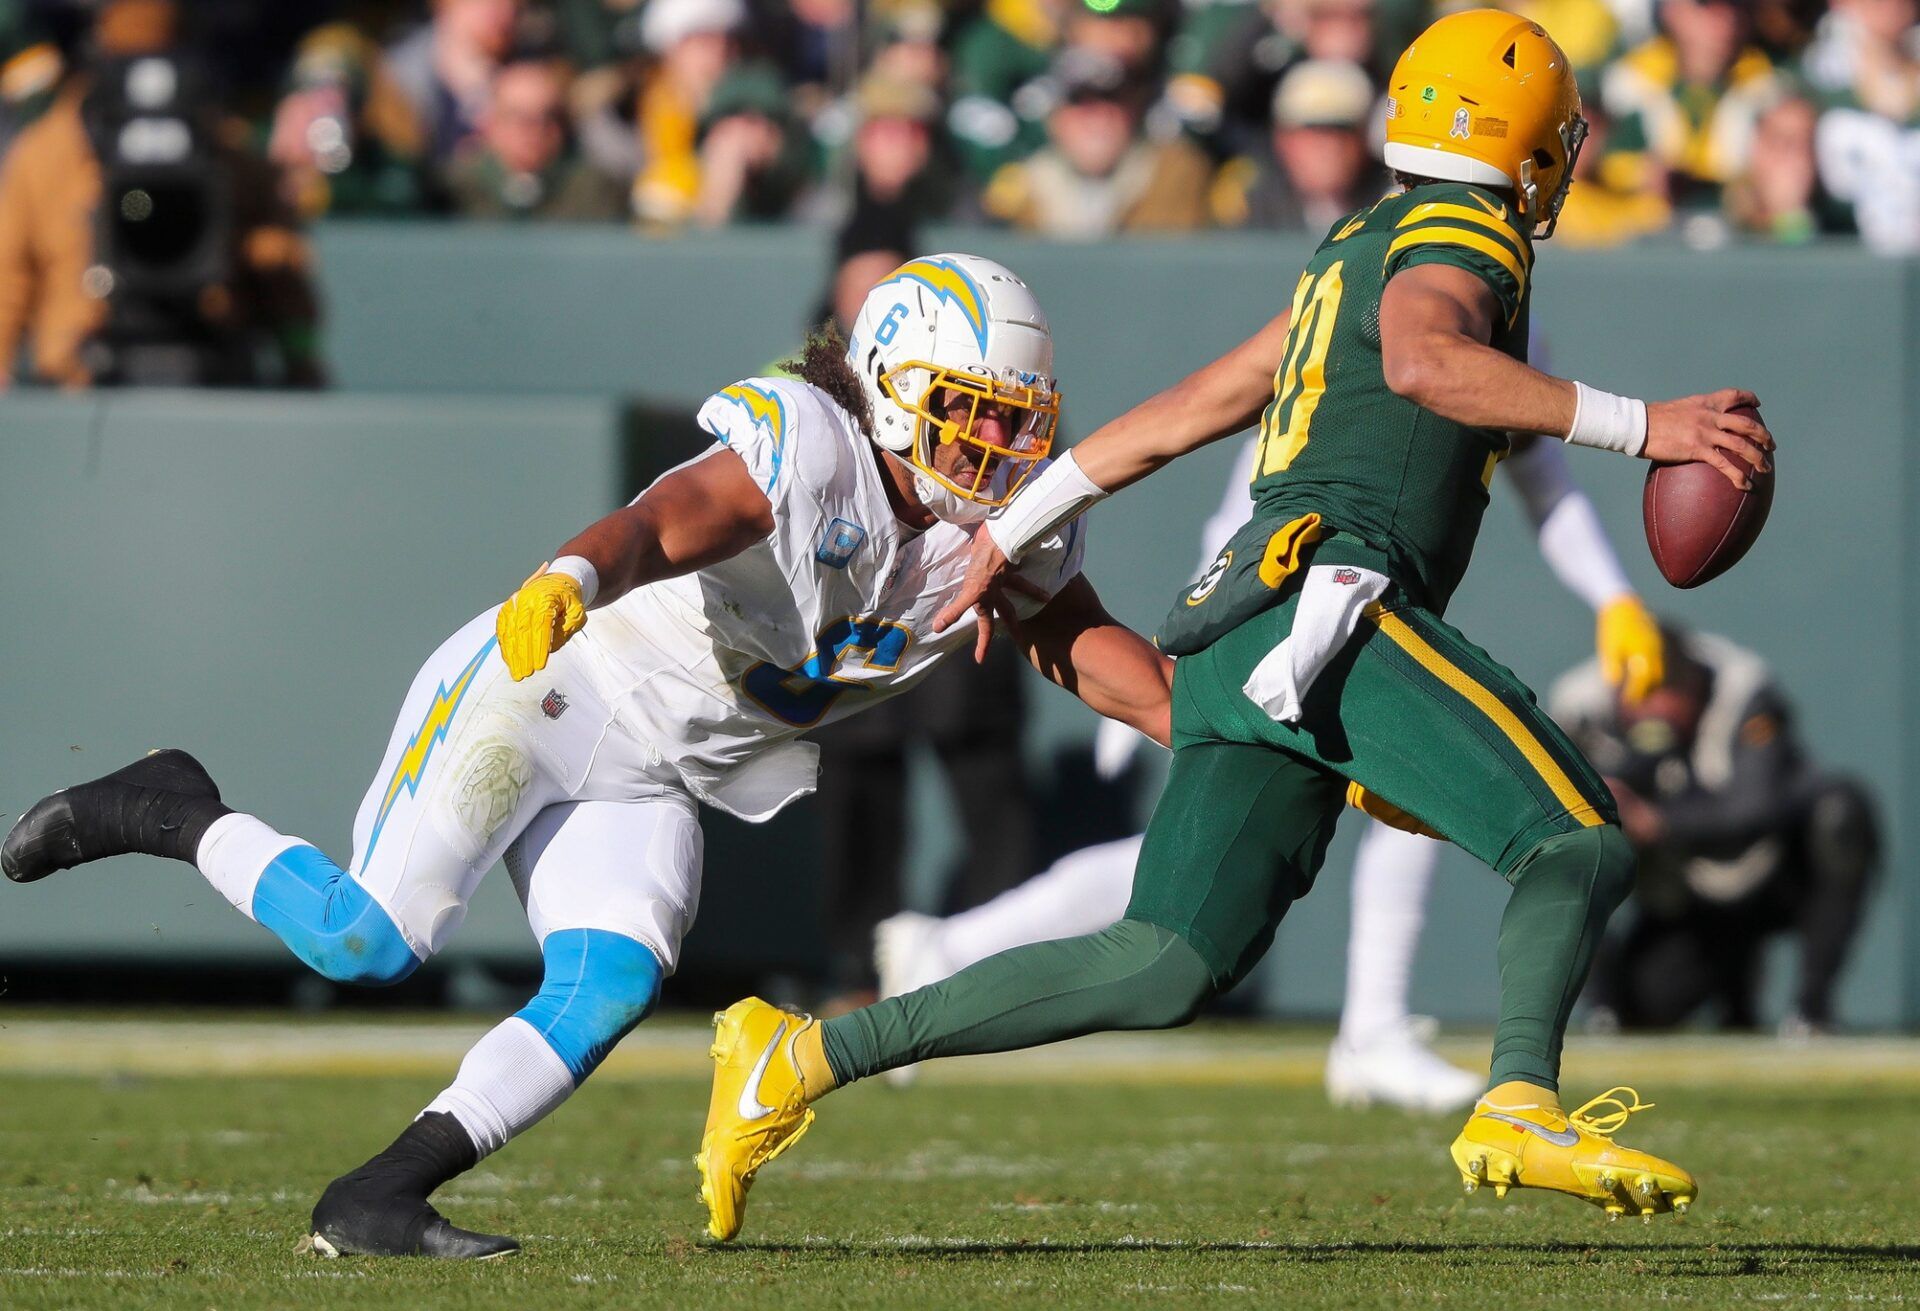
[2,0,1918,384]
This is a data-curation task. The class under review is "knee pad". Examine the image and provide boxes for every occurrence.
[251,845,421,988]
[516,928,664,1082]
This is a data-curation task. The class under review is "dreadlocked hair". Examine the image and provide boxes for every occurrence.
[782,322,873,437]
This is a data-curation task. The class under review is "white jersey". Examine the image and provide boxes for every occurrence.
[573,376,1086,822]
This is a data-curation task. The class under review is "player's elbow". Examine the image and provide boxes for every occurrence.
[1381,343,1448,408]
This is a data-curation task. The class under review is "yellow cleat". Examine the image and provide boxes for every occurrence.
[696,997,821,1241]
[1450,1087,1697,1219]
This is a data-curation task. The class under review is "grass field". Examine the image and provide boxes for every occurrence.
[2,1015,1917,1309]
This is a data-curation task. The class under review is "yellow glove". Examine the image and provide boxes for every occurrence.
[1345,781,1441,839]
[1597,595,1664,705]
[495,566,588,682]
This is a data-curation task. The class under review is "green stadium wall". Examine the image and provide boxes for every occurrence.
[1,226,1914,1028]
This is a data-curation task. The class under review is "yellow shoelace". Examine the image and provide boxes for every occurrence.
[1569,1086,1655,1137]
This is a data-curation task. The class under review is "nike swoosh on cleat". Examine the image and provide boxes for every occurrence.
[1480,1111,1580,1147]
[736,1022,788,1120]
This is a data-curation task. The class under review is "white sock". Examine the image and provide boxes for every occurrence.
[1337,820,1439,1045]
[938,835,1143,972]
[193,813,302,920]
[423,1016,576,1159]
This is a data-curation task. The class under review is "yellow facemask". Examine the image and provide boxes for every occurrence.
[880,363,1061,507]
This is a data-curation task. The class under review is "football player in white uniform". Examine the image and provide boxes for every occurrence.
[875,428,1665,1112]
[1,254,1177,1259]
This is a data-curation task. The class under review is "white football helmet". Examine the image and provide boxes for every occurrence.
[846,252,1060,523]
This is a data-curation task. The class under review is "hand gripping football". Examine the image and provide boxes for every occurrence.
[1643,404,1775,589]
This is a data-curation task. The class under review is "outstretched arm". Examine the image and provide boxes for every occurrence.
[934,312,1292,640]
[1379,263,1772,488]
[1066,309,1293,493]
[1007,575,1174,748]
[496,449,775,680]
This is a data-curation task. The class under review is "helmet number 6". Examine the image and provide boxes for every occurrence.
[874,303,909,346]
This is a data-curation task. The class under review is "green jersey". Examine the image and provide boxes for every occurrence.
[1159,181,1535,654]
[1250,180,1534,616]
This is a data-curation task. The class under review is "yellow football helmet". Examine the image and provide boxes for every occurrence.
[1383,8,1586,239]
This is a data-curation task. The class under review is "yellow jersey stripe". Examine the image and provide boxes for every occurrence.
[1395,203,1533,269]
[1367,607,1604,827]
[1386,227,1529,299]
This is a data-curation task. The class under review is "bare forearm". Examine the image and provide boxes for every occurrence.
[1038,626,1173,746]
[551,449,775,607]
[554,503,675,605]
[1071,311,1291,493]
[1387,330,1576,435]
[1012,579,1174,747]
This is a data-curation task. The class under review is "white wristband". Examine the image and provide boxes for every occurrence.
[1565,382,1647,457]
[547,554,600,607]
[985,449,1108,563]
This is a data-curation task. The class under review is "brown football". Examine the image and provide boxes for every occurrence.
[1642,403,1774,589]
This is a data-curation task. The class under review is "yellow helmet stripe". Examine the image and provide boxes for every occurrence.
[1395,204,1533,270]
[1386,227,1529,304]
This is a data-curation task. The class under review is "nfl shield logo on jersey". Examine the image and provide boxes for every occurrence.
[541,689,568,720]
[815,517,867,570]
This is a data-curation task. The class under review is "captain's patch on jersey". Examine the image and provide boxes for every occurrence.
[815,517,867,569]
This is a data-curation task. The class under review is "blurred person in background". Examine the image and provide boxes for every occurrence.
[865,3,949,93]
[1553,629,1879,1035]
[1601,0,1781,212]
[1723,92,1833,239]
[0,0,322,389]
[386,0,525,167]
[762,0,860,108]
[982,47,1211,236]
[1212,58,1387,230]
[551,0,646,71]
[948,0,1171,181]
[1800,0,1920,113]
[802,73,957,230]
[1502,0,1621,76]
[447,52,626,219]
[1805,0,1920,250]
[1552,101,1674,244]
[268,24,432,220]
[689,60,809,225]
[1167,0,1381,157]
[631,0,744,225]
[0,0,63,161]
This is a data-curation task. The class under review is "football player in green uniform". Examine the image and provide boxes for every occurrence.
[696,8,1773,1239]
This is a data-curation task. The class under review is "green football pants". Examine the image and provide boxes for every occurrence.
[823,598,1633,1092]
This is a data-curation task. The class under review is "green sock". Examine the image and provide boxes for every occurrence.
[820,919,1215,1085]
[1488,824,1634,1091]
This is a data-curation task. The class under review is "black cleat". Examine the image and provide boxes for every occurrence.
[306,1112,519,1261]
[308,1175,521,1260]
[2,749,229,883]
